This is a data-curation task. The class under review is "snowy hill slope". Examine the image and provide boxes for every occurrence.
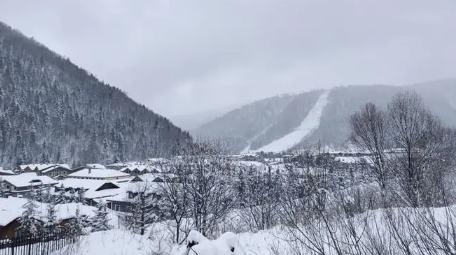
[194,81,456,153]
[251,90,330,153]
[193,91,323,152]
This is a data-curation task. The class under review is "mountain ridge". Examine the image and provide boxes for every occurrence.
[193,81,456,153]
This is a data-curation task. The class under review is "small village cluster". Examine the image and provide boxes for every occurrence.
[0,158,179,240]
[0,151,375,241]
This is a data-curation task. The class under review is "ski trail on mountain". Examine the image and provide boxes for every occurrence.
[241,124,274,153]
[252,90,330,153]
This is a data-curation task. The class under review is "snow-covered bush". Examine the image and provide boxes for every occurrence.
[177,230,245,255]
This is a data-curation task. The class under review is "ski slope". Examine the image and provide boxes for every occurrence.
[253,90,330,153]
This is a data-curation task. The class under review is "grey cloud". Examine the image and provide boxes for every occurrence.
[0,0,455,117]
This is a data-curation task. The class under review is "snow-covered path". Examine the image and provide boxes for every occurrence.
[253,90,330,153]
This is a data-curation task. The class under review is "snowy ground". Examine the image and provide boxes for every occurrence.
[50,204,456,255]
[50,227,286,255]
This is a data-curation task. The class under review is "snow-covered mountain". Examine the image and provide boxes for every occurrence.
[193,81,456,153]
[0,22,191,168]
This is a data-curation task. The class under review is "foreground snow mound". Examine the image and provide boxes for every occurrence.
[180,230,246,255]
[52,229,165,255]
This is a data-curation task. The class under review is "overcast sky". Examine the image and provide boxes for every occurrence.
[0,0,455,118]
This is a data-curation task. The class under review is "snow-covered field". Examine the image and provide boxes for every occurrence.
[52,204,456,255]
[253,90,330,153]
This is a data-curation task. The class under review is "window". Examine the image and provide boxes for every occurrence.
[114,204,121,211]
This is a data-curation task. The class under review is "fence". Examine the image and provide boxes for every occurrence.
[0,232,76,255]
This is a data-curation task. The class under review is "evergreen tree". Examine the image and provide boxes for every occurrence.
[68,207,86,237]
[78,187,86,205]
[69,189,76,203]
[56,184,67,204]
[41,184,52,203]
[44,199,59,234]
[102,138,110,164]
[18,188,41,236]
[127,187,158,236]
[91,200,111,232]
[236,167,246,207]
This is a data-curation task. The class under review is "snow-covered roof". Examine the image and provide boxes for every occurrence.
[0,168,14,175]
[120,165,152,172]
[106,181,163,202]
[335,156,374,164]
[68,169,130,179]
[131,173,177,183]
[106,163,127,167]
[19,164,70,171]
[85,186,126,200]
[41,165,71,173]
[59,178,111,191]
[1,173,58,188]
[58,179,129,200]
[0,197,96,227]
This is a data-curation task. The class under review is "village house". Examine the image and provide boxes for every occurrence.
[19,164,70,174]
[0,173,58,197]
[40,165,72,179]
[18,164,72,179]
[67,168,130,181]
[0,197,95,239]
[106,179,163,213]
[57,178,130,206]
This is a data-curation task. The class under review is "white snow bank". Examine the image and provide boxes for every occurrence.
[51,229,159,255]
[0,197,100,226]
[254,90,330,153]
[175,230,246,255]
[68,169,130,179]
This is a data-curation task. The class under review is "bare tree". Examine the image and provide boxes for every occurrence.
[180,138,236,238]
[387,91,453,207]
[350,91,456,208]
[350,103,390,192]
[159,159,191,244]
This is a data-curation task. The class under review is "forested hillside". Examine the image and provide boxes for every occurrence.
[0,22,191,168]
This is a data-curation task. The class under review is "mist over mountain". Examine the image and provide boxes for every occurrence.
[193,81,456,153]
[170,106,234,131]
[0,22,191,168]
